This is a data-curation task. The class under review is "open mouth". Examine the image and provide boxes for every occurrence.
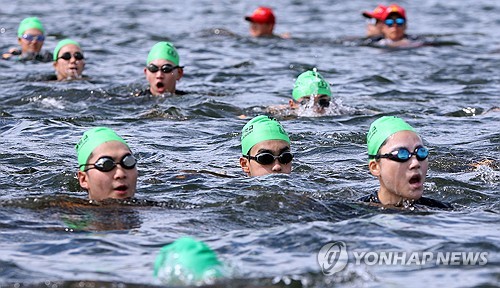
[114,185,128,192]
[156,82,164,89]
[409,175,421,185]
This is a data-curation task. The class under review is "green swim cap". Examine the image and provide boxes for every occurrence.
[153,237,223,285]
[53,39,80,61]
[75,127,128,171]
[292,70,332,101]
[17,17,45,38]
[367,116,416,161]
[146,41,180,66]
[241,115,290,155]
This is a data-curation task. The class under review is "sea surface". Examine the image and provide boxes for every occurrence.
[0,0,499,287]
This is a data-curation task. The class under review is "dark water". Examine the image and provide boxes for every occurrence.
[0,0,499,287]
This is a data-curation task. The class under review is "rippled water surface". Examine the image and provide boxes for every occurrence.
[0,0,499,287]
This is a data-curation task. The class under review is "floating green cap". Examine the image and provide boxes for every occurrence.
[153,237,223,285]
[292,70,331,101]
[17,17,45,38]
[146,41,180,66]
[367,116,416,162]
[75,127,128,171]
[241,115,290,155]
[53,39,80,61]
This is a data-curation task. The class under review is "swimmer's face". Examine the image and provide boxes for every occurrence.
[369,130,428,205]
[77,141,138,201]
[382,14,406,41]
[53,44,85,81]
[18,28,44,54]
[249,22,274,37]
[144,59,183,96]
[296,95,330,114]
[240,140,292,177]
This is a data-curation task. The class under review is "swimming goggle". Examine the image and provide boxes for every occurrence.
[80,154,137,172]
[384,18,405,27]
[146,63,182,73]
[21,34,45,42]
[58,52,85,61]
[244,152,294,165]
[299,97,330,108]
[370,147,429,163]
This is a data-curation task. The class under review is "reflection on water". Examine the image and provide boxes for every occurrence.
[1,0,499,287]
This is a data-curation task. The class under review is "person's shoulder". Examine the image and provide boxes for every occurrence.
[416,196,453,209]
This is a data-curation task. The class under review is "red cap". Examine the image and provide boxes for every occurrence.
[380,4,406,20]
[245,7,275,24]
[362,5,387,21]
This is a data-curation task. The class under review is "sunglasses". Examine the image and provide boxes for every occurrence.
[384,18,405,27]
[80,154,137,172]
[245,152,294,165]
[146,63,182,73]
[22,34,45,42]
[58,52,85,61]
[372,147,429,163]
[299,97,330,108]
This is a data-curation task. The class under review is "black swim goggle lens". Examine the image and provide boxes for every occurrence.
[146,63,182,73]
[371,147,429,163]
[58,52,84,61]
[299,97,330,108]
[245,152,294,165]
[80,154,137,172]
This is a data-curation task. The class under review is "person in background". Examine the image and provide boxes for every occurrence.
[289,70,332,115]
[359,116,451,208]
[371,4,424,48]
[2,17,52,62]
[75,127,138,201]
[154,237,224,286]
[52,39,86,81]
[245,6,275,37]
[244,6,290,38]
[140,41,185,96]
[240,115,293,177]
[362,4,386,38]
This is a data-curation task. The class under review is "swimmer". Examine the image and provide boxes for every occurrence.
[266,69,333,117]
[52,39,86,81]
[2,17,52,62]
[75,127,138,201]
[362,4,386,38]
[359,116,451,208]
[289,70,332,115]
[244,6,289,38]
[240,115,293,177]
[363,4,424,48]
[154,237,224,286]
[140,41,185,96]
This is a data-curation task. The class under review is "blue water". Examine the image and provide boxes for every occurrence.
[0,0,499,287]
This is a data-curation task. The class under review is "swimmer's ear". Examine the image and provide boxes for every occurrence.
[143,67,148,76]
[239,156,250,176]
[17,38,22,46]
[77,171,90,191]
[369,160,381,177]
[289,99,299,109]
[176,67,183,80]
